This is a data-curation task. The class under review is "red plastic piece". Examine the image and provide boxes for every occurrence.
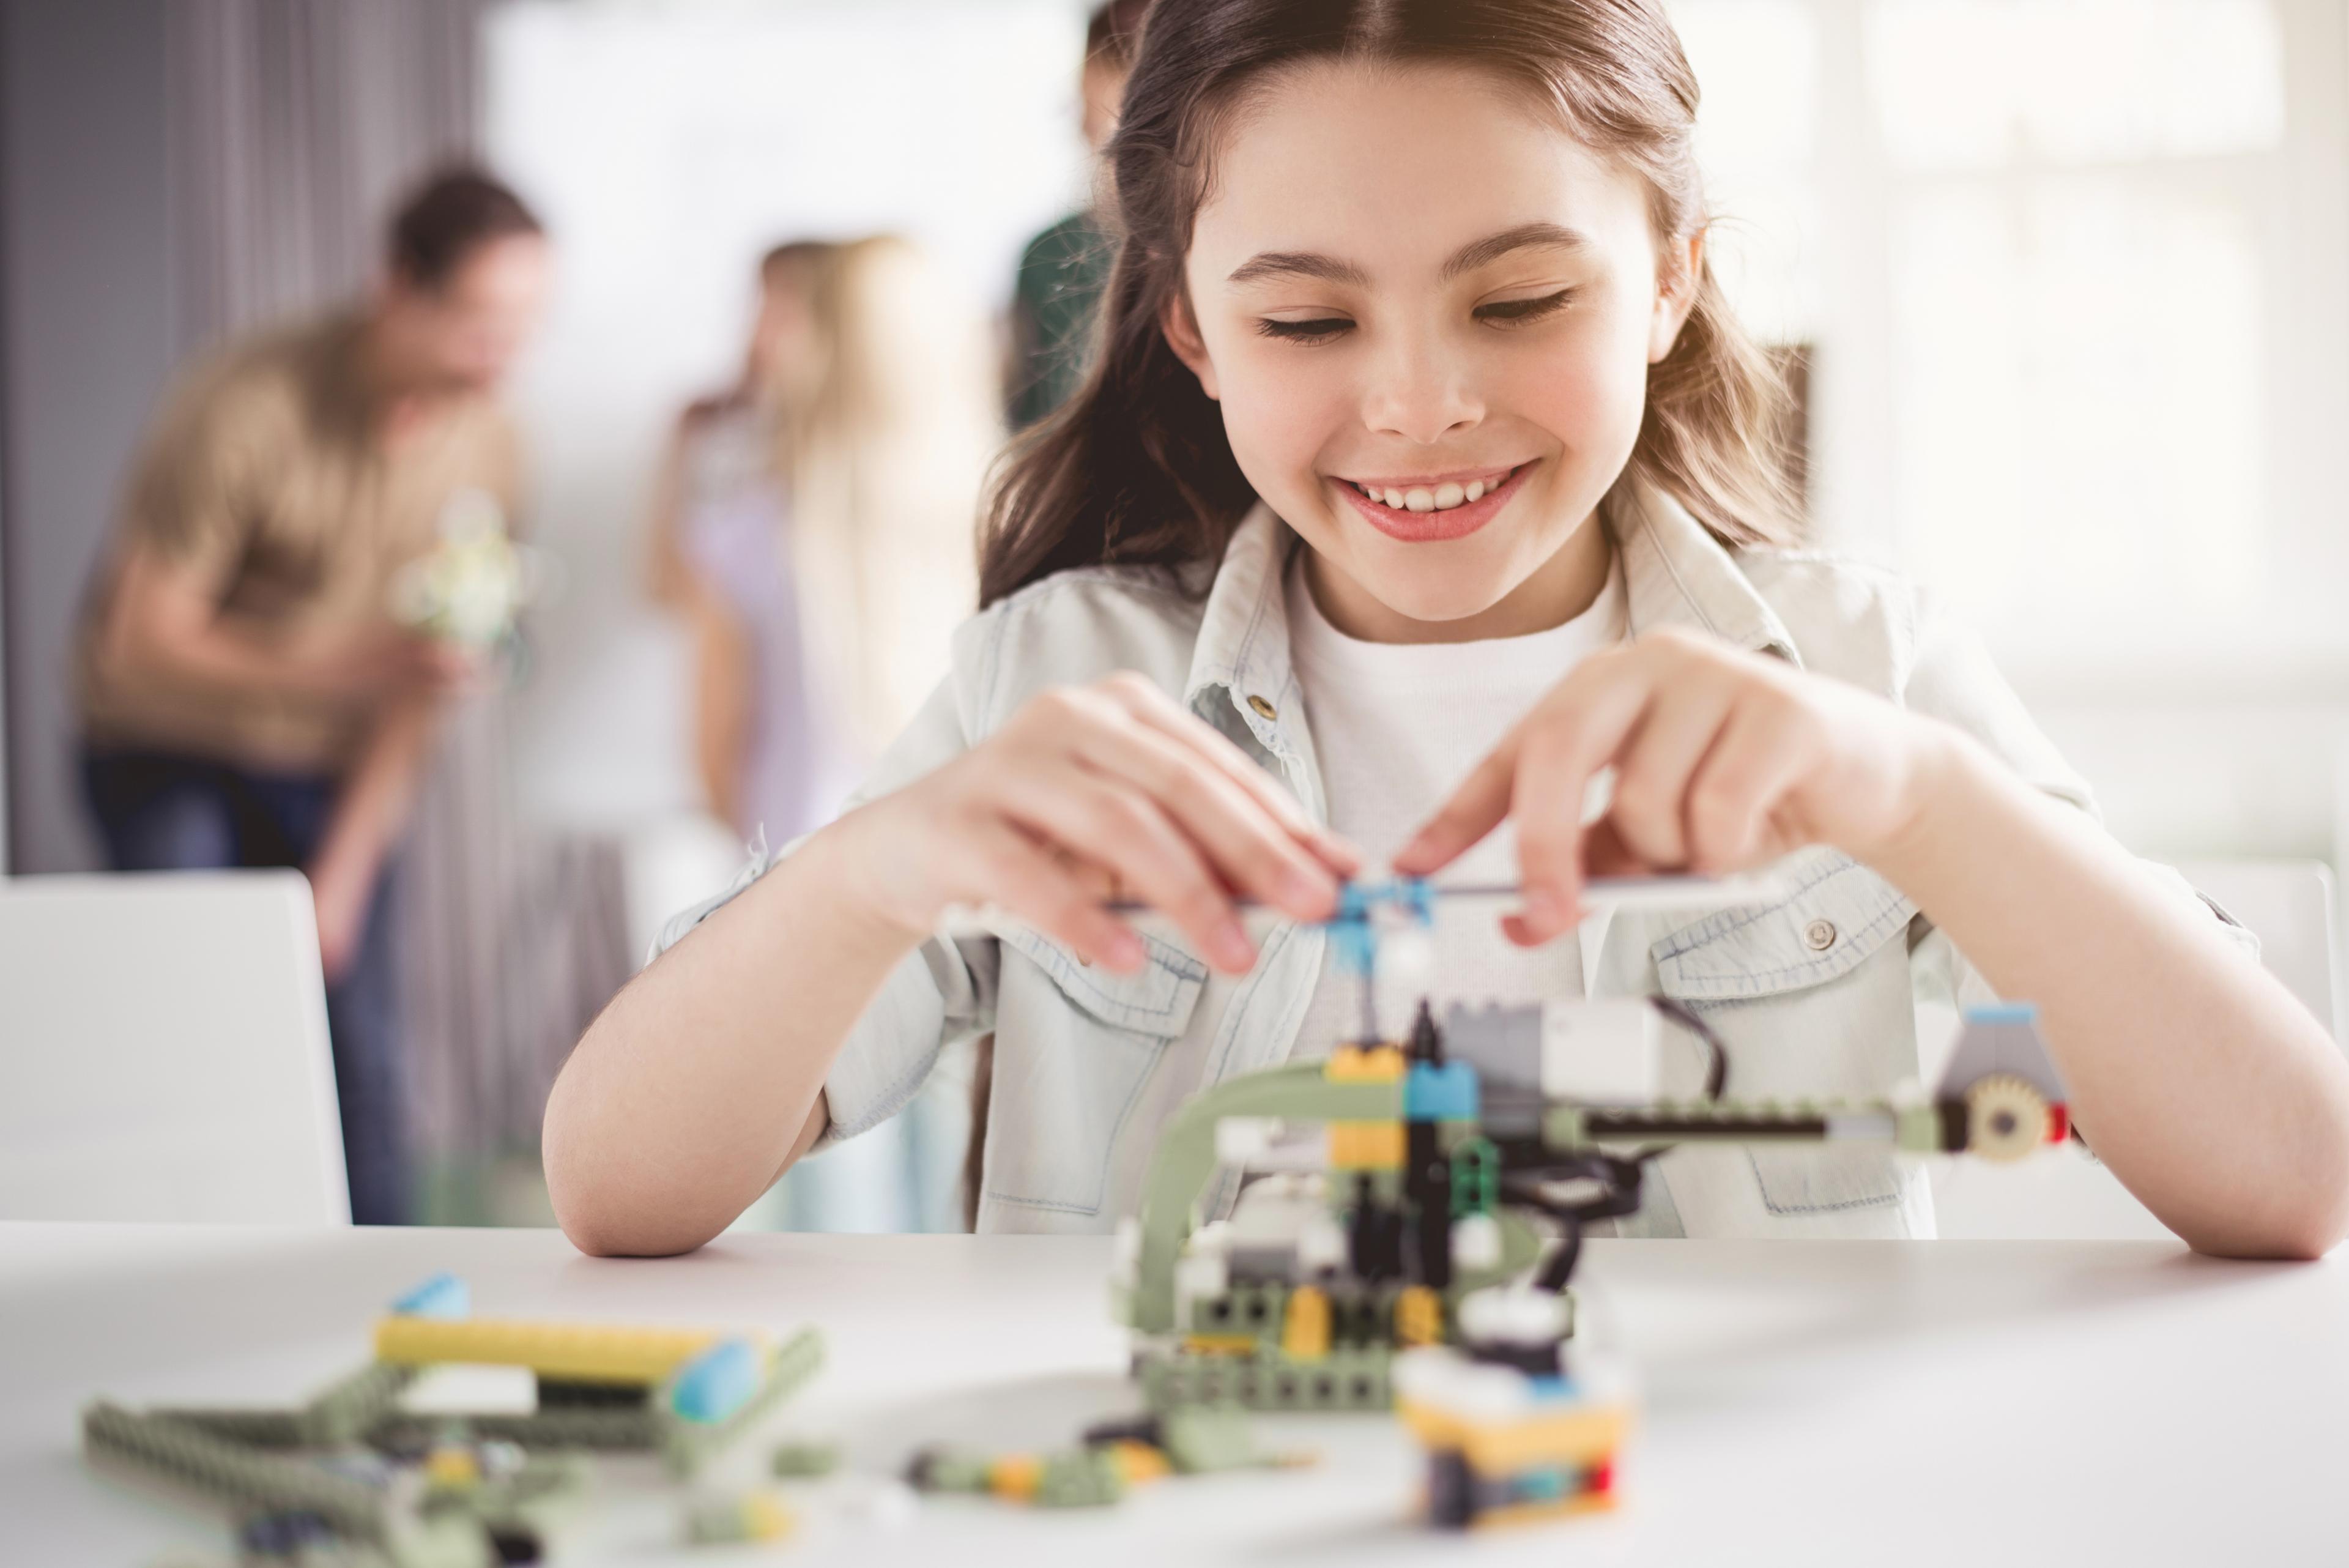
[2046,1103,2070,1144]
[1586,1459,1614,1496]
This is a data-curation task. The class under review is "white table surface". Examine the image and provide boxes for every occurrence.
[4,1223,2345,1566]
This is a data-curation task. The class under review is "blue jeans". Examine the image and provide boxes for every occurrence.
[79,748,412,1225]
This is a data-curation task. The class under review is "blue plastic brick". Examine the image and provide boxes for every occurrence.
[1404,1061,1479,1121]
[669,1339,762,1424]
[1514,1466,1570,1502]
[1964,1001,2039,1026]
[390,1273,469,1319]
[1324,878,1439,978]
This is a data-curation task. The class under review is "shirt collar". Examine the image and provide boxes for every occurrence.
[1183,503,1318,803]
[1181,488,1803,803]
[1609,483,1803,667]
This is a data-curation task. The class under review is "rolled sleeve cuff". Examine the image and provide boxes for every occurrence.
[650,831,984,1156]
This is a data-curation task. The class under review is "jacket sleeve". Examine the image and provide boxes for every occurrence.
[650,612,1005,1145]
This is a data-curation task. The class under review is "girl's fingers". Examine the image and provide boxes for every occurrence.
[1683,698,1813,872]
[1505,671,1655,944]
[1606,677,1739,871]
[968,820,1148,973]
[999,772,1258,973]
[1108,677,1363,877]
[1581,817,1654,878]
[1393,737,1521,876]
[1502,823,1653,940]
[1071,718,1340,921]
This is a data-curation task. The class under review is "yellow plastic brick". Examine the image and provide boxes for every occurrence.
[989,1453,1044,1502]
[1108,1440,1171,1485]
[1282,1285,1331,1361]
[1330,1121,1405,1169]
[423,1444,480,1491]
[740,1491,795,1541]
[372,1315,735,1384]
[1324,1046,1405,1083]
[1394,1285,1443,1347]
[1397,1399,1629,1473]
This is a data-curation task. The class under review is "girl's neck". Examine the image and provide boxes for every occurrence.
[1301,515,1614,645]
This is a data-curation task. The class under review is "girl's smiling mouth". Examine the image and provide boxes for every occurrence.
[1331,461,1535,543]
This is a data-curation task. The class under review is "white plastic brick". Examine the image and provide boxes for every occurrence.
[1539,999,1659,1104]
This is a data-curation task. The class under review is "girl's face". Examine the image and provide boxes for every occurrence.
[1167,59,1698,640]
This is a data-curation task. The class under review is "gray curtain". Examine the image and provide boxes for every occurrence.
[163,0,633,1209]
[166,0,485,355]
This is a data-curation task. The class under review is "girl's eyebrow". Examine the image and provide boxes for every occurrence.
[1440,221,1592,281]
[1225,221,1592,290]
[1226,251,1369,289]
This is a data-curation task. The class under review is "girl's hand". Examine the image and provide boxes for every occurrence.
[1393,627,1954,946]
[826,672,1360,975]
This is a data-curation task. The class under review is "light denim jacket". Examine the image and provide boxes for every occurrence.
[660,488,2252,1238]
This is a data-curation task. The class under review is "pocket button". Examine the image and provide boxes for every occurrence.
[1804,918,1838,952]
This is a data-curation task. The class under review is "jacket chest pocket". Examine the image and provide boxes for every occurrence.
[981,928,1208,1217]
[1651,847,1921,1218]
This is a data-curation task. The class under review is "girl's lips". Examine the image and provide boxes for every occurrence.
[1331,461,1534,543]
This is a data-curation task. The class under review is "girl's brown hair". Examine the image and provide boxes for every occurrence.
[979,0,1801,611]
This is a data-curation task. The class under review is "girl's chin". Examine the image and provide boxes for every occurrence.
[1322,557,1521,628]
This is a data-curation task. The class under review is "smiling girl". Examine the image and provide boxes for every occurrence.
[546,0,2349,1259]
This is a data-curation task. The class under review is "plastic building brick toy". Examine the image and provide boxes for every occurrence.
[1391,1289,1633,1529]
[904,1406,1310,1512]
[1101,874,2073,1526]
[683,1487,795,1545]
[392,1274,470,1320]
[371,1317,735,1388]
[769,1438,842,1479]
[82,1277,823,1563]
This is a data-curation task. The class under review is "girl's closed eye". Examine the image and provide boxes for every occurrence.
[1477,286,1576,325]
[1256,314,1353,343]
[1253,287,1576,346]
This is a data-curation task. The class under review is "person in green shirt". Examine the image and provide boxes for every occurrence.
[1008,0,1154,430]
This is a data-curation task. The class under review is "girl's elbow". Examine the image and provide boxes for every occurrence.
[2180,1159,2349,1261]
[549,1173,717,1259]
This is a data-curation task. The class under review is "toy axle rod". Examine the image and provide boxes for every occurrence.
[1106,872,1789,918]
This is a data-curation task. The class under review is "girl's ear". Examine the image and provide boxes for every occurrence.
[1160,288,1222,401]
[1648,228,1706,365]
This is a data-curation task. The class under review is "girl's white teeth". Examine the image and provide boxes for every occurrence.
[1353,470,1509,511]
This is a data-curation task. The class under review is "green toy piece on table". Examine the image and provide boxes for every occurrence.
[81,1276,824,1562]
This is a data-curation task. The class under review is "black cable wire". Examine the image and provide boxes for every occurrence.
[1618,995,1731,1164]
[1649,994,1729,1100]
[1501,1153,1648,1293]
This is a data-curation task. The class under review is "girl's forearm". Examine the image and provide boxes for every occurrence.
[1869,732,2349,1258]
[543,822,918,1256]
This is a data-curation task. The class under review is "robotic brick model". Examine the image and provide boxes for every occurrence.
[1105,875,2073,1527]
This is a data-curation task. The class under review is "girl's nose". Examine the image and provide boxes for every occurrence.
[1360,330,1483,445]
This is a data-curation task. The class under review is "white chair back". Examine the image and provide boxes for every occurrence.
[0,872,349,1224]
[1931,856,2339,1240]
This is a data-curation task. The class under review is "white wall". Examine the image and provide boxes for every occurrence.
[480,0,1094,834]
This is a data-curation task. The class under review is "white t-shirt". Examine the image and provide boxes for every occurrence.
[1285,548,1629,1057]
